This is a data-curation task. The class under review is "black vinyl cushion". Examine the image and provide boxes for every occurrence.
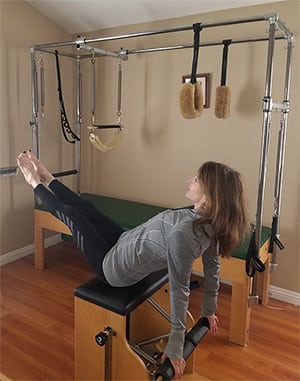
[74,269,169,315]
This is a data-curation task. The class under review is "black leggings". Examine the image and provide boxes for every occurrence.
[34,180,125,282]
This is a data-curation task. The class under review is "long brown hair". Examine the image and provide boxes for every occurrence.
[193,161,249,258]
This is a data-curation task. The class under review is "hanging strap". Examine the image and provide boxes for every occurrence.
[55,50,80,144]
[245,227,266,277]
[190,23,202,84]
[220,39,232,86]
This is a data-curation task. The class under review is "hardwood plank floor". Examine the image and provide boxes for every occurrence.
[1,241,299,380]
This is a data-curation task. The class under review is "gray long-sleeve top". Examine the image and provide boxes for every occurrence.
[102,208,220,359]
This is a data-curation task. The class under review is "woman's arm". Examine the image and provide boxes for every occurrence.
[201,247,220,334]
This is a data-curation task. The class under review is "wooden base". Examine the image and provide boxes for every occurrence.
[34,209,271,346]
[74,283,208,380]
[193,239,270,346]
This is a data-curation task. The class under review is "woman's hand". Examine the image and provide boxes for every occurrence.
[161,354,186,379]
[207,313,219,335]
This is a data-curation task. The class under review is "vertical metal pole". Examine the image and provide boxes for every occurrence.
[30,48,39,158]
[248,17,276,298]
[75,58,82,194]
[255,18,276,253]
[270,39,293,268]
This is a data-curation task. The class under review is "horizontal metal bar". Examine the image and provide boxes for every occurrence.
[0,166,18,176]
[89,124,121,130]
[32,13,278,51]
[53,169,78,178]
[77,44,121,59]
[33,47,80,59]
[127,36,285,55]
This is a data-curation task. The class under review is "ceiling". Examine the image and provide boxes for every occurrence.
[27,0,285,35]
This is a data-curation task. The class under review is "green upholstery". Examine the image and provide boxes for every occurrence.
[35,193,271,260]
[81,193,166,230]
[232,226,271,260]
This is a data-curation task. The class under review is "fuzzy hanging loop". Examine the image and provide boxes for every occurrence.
[179,23,204,119]
[215,39,232,119]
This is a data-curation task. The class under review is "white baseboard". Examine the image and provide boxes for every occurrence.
[0,234,62,266]
[268,285,300,306]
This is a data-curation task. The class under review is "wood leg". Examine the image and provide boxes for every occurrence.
[34,209,71,270]
[229,279,251,346]
[34,222,45,270]
[256,255,271,305]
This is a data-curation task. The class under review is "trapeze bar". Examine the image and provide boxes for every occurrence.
[0,166,18,176]
[53,169,79,178]
[88,124,121,130]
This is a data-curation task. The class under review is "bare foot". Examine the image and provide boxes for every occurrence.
[17,152,41,189]
[27,151,55,185]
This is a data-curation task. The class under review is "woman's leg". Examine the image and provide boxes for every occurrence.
[17,152,112,282]
[49,180,124,247]
[34,184,112,282]
[34,184,110,282]
[28,151,125,247]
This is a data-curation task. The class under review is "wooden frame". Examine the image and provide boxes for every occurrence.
[34,209,271,346]
[182,73,211,108]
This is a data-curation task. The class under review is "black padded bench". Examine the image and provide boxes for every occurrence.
[74,269,168,315]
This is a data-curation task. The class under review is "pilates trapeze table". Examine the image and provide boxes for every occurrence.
[34,193,271,346]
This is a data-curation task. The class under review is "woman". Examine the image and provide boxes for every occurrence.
[17,151,249,379]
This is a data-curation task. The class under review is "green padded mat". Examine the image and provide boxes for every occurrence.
[35,193,271,260]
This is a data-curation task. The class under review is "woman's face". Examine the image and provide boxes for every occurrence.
[185,175,207,210]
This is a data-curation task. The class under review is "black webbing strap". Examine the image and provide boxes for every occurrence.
[190,23,202,84]
[55,51,80,144]
[245,228,266,277]
[269,215,285,253]
[220,39,232,86]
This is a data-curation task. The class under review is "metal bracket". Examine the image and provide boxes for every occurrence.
[272,100,290,113]
[248,295,259,306]
[262,96,272,112]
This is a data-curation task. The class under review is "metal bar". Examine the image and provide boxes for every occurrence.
[53,169,78,178]
[81,14,273,44]
[30,48,39,158]
[130,344,158,365]
[32,13,277,52]
[270,39,293,265]
[127,36,285,55]
[75,58,82,194]
[0,167,18,176]
[137,333,169,347]
[147,298,171,323]
[34,47,80,59]
[254,20,276,256]
[276,19,294,41]
[89,124,121,129]
[33,35,286,60]
[77,43,121,59]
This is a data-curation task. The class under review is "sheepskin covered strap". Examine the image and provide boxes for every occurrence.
[89,129,123,152]
[179,23,204,119]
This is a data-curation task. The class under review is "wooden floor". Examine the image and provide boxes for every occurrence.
[0,241,299,381]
